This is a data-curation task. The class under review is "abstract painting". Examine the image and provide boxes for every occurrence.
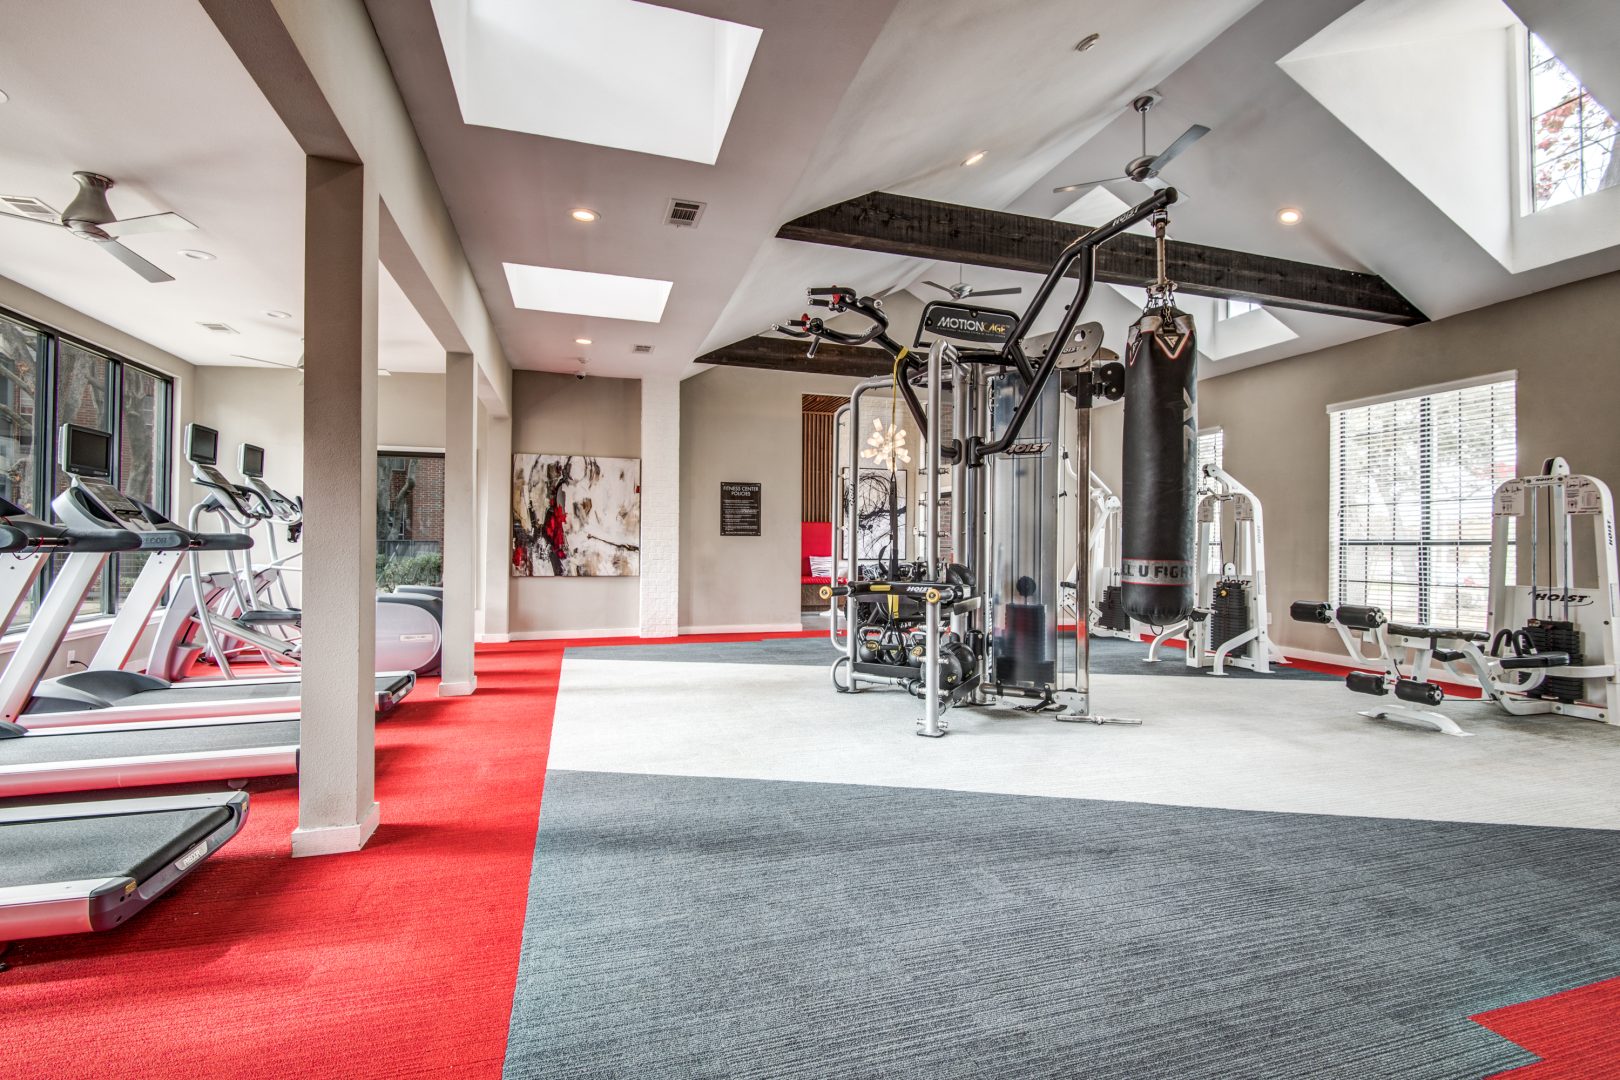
[512,454,641,577]
[842,466,908,564]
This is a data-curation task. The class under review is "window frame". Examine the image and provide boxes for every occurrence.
[1524,30,1617,214]
[0,303,175,628]
[1327,373,1517,631]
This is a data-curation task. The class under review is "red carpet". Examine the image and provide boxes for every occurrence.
[1,640,566,1079]
[1475,977,1620,1078]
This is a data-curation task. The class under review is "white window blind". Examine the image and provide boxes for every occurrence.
[1196,428,1224,472]
[1329,378,1516,630]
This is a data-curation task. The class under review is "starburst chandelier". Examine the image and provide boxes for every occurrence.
[860,418,910,471]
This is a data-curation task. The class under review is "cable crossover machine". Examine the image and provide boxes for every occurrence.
[778,188,1208,736]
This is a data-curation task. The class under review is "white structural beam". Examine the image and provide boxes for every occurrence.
[439,350,478,694]
[639,378,680,637]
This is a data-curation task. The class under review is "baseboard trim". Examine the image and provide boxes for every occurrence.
[291,801,380,858]
[507,628,641,641]
[437,678,477,697]
[679,622,805,635]
[476,632,511,644]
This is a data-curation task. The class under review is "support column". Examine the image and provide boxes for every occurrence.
[639,377,680,637]
[294,156,380,858]
[439,352,478,694]
[478,401,512,642]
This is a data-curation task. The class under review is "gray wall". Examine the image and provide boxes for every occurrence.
[680,365,871,630]
[1090,269,1620,656]
[509,371,642,635]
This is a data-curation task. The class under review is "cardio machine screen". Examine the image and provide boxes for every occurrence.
[59,424,113,478]
[239,443,266,478]
[186,423,219,466]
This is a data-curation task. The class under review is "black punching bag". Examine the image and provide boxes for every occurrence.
[1120,303,1198,625]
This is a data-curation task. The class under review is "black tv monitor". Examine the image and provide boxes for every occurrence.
[186,423,219,466]
[239,443,266,479]
[58,424,113,479]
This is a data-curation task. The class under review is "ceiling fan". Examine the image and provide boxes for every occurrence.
[921,270,1021,301]
[1052,93,1210,198]
[0,171,197,283]
[231,352,304,383]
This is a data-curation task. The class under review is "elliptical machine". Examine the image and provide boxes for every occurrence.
[785,188,1198,735]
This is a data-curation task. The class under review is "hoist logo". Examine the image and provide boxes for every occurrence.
[1532,590,1593,607]
[1005,441,1050,456]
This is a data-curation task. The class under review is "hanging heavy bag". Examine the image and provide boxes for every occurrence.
[1120,301,1198,625]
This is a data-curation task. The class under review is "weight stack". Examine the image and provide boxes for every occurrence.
[1097,585,1130,633]
[1209,580,1252,658]
[1524,620,1583,703]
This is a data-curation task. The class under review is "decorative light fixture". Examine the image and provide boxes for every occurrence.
[1277,207,1303,225]
[860,418,910,471]
[1074,33,1101,52]
[961,150,987,167]
[569,208,600,223]
[180,249,216,260]
[574,337,592,345]
[265,310,292,319]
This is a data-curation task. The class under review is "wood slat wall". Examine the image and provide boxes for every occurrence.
[802,398,837,522]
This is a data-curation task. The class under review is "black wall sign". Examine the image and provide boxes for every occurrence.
[720,482,762,536]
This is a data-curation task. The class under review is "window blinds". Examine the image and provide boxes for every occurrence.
[1329,378,1516,630]
[1196,428,1224,472]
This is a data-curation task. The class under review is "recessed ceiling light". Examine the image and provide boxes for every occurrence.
[503,263,673,323]
[180,249,216,260]
[962,150,987,167]
[265,310,292,320]
[574,337,593,345]
[1075,33,1101,52]
[1277,207,1303,225]
[570,208,600,223]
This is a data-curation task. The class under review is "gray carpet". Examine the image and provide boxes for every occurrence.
[567,635,1331,680]
[503,770,1620,1079]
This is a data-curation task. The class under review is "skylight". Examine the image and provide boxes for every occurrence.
[430,0,761,164]
[503,264,673,323]
[1527,33,1617,211]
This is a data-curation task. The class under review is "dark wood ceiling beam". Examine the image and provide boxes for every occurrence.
[697,335,894,379]
[777,191,1427,326]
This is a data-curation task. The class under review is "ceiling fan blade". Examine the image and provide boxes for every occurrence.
[102,211,197,238]
[921,281,952,293]
[0,207,63,229]
[1052,176,1128,195]
[98,239,173,283]
[968,286,1022,298]
[1142,175,1191,202]
[1147,124,1211,174]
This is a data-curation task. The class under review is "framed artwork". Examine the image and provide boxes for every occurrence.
[841,466,908,563]
[512,453,640,577]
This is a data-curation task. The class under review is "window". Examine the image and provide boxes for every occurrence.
[1196,429,1224,473]
[0,307,173,629]
[1528,33,1617,212]
[1330,377,1516,631]
[1217,299,1258,321]
[377,451,444,591]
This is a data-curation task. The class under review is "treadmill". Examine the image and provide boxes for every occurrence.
[0,489,299,797]
[0,425,414,731]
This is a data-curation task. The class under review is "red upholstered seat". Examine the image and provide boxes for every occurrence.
[802,521,832,584]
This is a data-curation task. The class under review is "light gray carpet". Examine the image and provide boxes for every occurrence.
[567,634,1331,679]
[504,770,1620,1079]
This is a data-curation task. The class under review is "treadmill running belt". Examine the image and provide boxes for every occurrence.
[1,721,300,766]
[26,674,408,711]
[0,806,232,887]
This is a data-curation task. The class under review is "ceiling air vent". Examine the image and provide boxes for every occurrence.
[631,344,654,354]
[0,195,58,222]
[197,321,239,335]
[664,198,706,228]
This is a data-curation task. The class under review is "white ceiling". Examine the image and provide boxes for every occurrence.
[0,0,442,375]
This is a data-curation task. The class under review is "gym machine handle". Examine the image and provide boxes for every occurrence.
[967,187,1176,467]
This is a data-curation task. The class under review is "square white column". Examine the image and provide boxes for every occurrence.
[639,377,680,637]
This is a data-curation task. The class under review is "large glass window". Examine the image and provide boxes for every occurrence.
[377,451,444,591]
[0,308,173,630]
[1330,378,1516,631]
[1528,33,1617,212]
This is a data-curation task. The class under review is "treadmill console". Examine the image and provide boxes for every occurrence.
[55,425,187,549]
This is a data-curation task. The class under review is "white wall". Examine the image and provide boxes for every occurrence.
[508,371,642,636]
